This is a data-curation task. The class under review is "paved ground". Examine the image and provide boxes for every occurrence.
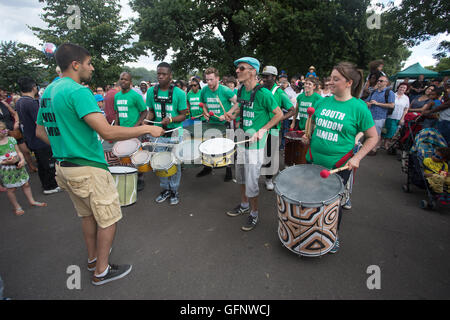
[0,149,449,300]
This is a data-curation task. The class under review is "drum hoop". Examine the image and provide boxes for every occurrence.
[131,150,152,165]
[152,152,175,170]
[112,139,141,157]
[199,138,235,156]
[108,166,138,174]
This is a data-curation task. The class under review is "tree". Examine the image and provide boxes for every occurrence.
[122,66,157,85]
[0,41,45,92]
[30,0,143,87]
[131,0,410,79]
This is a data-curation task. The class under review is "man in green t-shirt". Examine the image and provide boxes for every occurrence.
[146,62,188,205]
[114,71,148,191]
[197,67,239,180]
[260,65,295,191]
[36,43,164,286]
[225,57,283,232]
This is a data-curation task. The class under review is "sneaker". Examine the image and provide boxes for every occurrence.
[226,204,250,217]
[343,199,352,210]
[87,248,113,271]
[91,264,132,286]
[329,237,340,254]
[265,179,274,191]
[155,190,171,203]
[43,187,61,195]
[241,214,258,231]
[196,166,212,177]
[169,192,179,205]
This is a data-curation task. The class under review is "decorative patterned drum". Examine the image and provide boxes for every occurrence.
[151,152,178,177]
[109,166,138,207]
[284,131,308,166]
[199,137,235,168]
[131,150,152,173]
[274,164,345,257]
[103,140,121,166]
[173,139,202,168]
[112,138,142,165]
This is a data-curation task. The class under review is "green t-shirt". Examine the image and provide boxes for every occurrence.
[239,85,278,150]
[307,96,375,169]
[114,90,147,127]
[37,77,107,169]
[200,84,235,124]
[270,84,294,135]
[296,92,323,130]
[187,90,203,120]
[146,85,188,134]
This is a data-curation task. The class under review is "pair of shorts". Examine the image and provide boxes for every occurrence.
[373,119,386,136]
[382,118,399,139]
[235,147,265,198]
[55,164,122,228]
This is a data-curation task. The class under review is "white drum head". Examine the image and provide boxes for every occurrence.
[113,138,141,157]
[109,166,138,174]
[174,139,201,162]
[199,138,235,155]
[152,152,174,170]
[131,150,152,166]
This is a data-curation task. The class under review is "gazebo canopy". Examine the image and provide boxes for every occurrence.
[394,63,439,79]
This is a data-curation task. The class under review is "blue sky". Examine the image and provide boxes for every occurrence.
[0,0,447,71]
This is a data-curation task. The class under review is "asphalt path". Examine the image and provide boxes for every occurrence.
[0,149,449,300]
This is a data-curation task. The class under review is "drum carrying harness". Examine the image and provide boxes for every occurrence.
[153,83,175,131]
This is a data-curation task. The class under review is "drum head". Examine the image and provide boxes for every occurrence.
[113,138,141,157]
[109,166,138,174]
[199,138,235,155]
[131,150,152,165]
[285,131,304,140]
[152,152,174,170]
[274,164,344,206]
[174,139,201,162]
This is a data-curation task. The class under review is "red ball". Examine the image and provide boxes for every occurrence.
[307,107,315,116]
[320,170,330,179]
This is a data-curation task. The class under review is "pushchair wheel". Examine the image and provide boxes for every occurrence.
[429,200,437,210]
[420,200,428,209]
[420,199,437,210]
[402,184,411,193]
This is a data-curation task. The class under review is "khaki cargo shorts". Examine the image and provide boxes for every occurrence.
[55,164,122,228]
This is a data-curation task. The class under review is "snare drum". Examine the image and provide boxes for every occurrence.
[173,139,202,168]
[274,164,345,257]
[131,150,152,173]
[112,138,142,165]
[199,137,235,168]
[151,152,178,177]
[284,131,308,166]
[109,166,138,206]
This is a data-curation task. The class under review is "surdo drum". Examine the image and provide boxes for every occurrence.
[199,137,236,168]
[284,131,308,166]
[274,164,345,257]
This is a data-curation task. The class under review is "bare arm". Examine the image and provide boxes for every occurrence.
[347,126,379,170]
[36,125,50,145]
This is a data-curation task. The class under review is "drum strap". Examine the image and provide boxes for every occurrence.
[153,84,175,131]
[334,148,354,169]
[237,84,262,124]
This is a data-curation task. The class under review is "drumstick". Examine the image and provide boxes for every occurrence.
[144,119,163,124]
[190,114,203,120]
[164,127,179,134]
[208,111,221,119]
[320,165,350,179]
[216,96,227,115]
[234,139,252,145]
[305,107,315,139]
[101,120,116,143]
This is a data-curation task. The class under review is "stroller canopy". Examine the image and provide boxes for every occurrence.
[411,128,448,159]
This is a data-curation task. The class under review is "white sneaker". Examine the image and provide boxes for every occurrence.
[265,179,274,191]
[43,187,61,195]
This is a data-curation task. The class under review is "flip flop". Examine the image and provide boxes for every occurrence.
[15,207,25,216]
[31,201,47,207]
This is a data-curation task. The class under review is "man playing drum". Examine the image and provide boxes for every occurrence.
[260,65,295,190]
[114,71,148,191]
[36,43,164,285]
[197,67,239,181]
[225,57,283,231]
[146,62,188,205]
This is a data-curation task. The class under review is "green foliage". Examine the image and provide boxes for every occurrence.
[30,0,143,87]
[0,41,47,92]
[131,0,410,79]
[121,66,157,84]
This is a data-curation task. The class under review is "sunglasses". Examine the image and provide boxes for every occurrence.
[237,65,254,72]
[377,80,386,83]
[191,84,198,87]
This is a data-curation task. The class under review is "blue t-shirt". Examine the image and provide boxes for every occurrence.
[366,88,395,120]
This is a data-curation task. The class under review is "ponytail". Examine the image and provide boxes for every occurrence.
[333,62,364,98]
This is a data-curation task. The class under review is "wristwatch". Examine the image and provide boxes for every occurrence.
[168,114,173,123]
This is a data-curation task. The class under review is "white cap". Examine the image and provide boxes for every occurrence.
[261,66,278,76]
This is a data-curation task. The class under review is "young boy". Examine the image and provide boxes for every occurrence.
[423,147,450,194]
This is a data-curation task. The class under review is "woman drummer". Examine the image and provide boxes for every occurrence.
[305,61,378,253]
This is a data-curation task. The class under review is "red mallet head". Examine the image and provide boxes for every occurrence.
[296,130,302,134]
[191,117,195,120]
[5,153,10,158]
[320,169,330,179]
[208,111,214,116]
[199,102,204,108]
[288,128,294,132]
[307,107,315,116]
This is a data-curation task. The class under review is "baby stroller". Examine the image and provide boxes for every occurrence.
[402,128,448,210]
[387,113,422,164]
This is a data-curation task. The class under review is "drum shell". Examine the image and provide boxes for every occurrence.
[152,152,178,177]
[109,166,137,207]
[131,150,152,173]
[284,131,308,166]
[112,139,142,166]
[274,165,345,257]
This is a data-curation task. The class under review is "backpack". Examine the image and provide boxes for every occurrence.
[368,88,394,115]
